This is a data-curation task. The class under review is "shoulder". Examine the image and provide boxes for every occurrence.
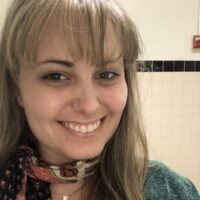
[144,160,200,200]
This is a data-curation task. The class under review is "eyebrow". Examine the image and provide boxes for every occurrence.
[39,59,74,67]
[38,58,123,68]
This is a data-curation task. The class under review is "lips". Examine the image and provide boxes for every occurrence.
[61,119,101,134]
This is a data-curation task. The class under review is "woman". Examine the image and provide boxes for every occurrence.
[0,0,199,200]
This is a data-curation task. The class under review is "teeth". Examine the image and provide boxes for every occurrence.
[88,124,93,132]
[63,120,101,133]
[80,125,87,133]
[74,126,80,132]
[69,124,73,129]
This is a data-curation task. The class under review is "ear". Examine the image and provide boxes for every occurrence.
[15,86,24,107]
[16,94,24,107]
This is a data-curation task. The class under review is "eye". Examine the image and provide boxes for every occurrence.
[96,71,119,80]
[42,72,68,81]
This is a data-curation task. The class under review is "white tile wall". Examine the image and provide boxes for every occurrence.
[138,72,200,192]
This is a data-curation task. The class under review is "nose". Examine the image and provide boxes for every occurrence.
[73,83,100,115]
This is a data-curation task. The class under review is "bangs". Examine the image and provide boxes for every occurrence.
[5,0,140,72]
[56,0,140,67]
[56,0,122,66]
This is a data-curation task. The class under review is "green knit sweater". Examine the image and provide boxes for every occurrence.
[144,161,200,200]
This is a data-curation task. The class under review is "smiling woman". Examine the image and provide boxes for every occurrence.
[0,0,199,200]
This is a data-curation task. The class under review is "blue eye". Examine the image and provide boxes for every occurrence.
[97,71,119,80]
[43,73,67,81]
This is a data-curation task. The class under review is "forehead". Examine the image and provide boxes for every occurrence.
[36,14,122,64]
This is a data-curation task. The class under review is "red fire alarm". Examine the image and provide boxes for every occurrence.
[193,35,200,48]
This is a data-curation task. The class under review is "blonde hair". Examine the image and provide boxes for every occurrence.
[0,0,148,199]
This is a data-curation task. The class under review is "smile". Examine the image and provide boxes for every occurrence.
[62,120,101,133]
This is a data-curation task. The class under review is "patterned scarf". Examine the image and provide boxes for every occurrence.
[0,142,99,200]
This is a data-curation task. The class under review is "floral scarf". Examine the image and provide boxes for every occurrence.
[0,142,99,200]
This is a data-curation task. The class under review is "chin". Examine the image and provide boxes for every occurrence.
[68,145,104,161]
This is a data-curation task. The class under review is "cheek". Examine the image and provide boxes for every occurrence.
[102,82,128,114]
[20,87,68,120]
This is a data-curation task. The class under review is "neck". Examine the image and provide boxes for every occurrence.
[50,181,85,200]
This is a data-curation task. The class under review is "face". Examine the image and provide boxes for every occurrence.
[17,18,128,165]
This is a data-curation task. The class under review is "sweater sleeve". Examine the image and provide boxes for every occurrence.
[144,160,200,200]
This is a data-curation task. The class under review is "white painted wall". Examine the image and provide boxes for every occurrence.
[122,0,200,60]
[0,0,12,27]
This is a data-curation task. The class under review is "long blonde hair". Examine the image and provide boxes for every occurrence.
[0,0,148,199]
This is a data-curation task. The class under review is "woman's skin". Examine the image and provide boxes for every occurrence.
[17,16,128,199]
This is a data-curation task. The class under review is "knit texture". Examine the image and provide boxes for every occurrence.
[144,161,200,200]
